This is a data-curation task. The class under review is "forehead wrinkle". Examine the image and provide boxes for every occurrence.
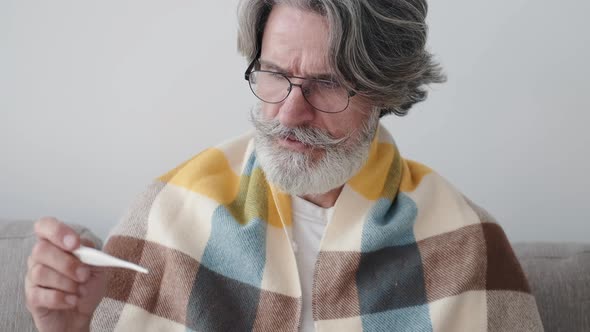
[258,59,335,80]
[260,5,331,78]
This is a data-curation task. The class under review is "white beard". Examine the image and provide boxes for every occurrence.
[250,105,380,196]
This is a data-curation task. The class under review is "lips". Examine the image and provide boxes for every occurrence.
[277,135,310,151]
[285,135,303,143]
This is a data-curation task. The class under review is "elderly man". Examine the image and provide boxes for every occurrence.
[25,0,543,331]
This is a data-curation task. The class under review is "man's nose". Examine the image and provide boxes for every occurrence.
[277,82,315,128]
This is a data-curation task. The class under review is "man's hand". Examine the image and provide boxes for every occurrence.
[24,217,108,332]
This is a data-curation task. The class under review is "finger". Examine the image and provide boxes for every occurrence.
[26,285,78,310]
[24,273,35,312]
[31,239,90,283]
[28,263,80,294]
[34,217,80,251]
[80,238,97,249]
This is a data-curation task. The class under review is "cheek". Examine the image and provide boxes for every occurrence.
[261,103,280,120]
[348,102,375,129]
[314,113,350,138]
[322,99,372,135]
[332,111,371,137]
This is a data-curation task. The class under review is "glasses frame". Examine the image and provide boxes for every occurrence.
[244,57,356,114]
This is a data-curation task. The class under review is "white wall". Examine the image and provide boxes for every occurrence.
[1,0,588,241]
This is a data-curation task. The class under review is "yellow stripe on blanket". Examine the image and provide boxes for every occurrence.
[158,148,240,205]
[348,141,396,201]
[400,159,433,193]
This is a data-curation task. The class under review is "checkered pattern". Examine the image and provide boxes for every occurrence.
[90,126,543,331]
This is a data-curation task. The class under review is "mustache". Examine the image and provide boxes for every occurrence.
[250,109,352,149]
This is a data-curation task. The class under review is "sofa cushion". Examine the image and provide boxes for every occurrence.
[514,242,590,332]
[0,219,102,332]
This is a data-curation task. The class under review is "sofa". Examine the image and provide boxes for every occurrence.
[1,219,588,331]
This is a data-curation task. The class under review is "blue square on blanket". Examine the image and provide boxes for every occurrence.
[199,206,267,288]
[356,242,428,313]
[186,264,261,331]
[357,192,428,313]
[361,304,433,331]
[362,194,418,251]
[242,152,257,176]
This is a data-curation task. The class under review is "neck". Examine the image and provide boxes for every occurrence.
[300,185,344,208]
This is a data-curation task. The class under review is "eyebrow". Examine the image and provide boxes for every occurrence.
[258,59,336,81]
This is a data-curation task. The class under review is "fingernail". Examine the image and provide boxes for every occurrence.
[79,285,88,296]
[76,267,90,282]
[63,235,76,249]
[65,295,77,306]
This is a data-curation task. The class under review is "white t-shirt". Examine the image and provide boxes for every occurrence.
[290,196,334,332]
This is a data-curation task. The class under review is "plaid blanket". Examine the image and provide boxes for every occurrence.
[91,125,543,331]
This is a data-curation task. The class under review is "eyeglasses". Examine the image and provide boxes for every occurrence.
[244,59,356,113]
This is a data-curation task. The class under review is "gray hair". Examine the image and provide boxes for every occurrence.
[237,0,446,117]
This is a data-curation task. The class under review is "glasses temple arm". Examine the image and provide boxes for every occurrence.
[244,49,262,81]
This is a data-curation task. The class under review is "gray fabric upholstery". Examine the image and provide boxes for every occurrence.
[0,219,588,332]
[0,219,102,332]
[513,242,590,332]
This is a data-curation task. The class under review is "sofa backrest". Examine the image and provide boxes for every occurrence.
[514,242,590,332]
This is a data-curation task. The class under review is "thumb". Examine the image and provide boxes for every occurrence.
[80,238,99,249]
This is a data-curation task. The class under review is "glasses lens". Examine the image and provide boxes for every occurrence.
[248,71,351,113]
[249,71,290,103]
[302,80,350,113]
